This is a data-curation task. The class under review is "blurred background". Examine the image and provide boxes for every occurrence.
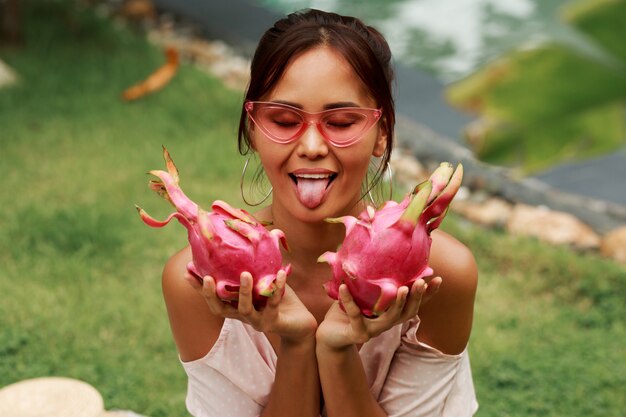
[1,0,625,416]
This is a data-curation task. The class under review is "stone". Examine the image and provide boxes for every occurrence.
[0,59,18,89]
[389,150,427,193]
[0,377,103,417]
[506,204,601,249]
[453,197,513,227]
[102,411,151,417]
[117,0,156,22]
[600,226,626,265]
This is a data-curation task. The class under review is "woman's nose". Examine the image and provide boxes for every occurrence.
[295,123,329,159]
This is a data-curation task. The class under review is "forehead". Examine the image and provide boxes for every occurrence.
[264,46,375,109]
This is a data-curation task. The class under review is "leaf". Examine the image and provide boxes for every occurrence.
[121,46,179,101]
[445,0,626,173]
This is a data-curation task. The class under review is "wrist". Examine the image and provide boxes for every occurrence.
[315,335,355,356]
[280,331,317,352]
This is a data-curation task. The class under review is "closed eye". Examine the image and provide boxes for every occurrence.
[272,119,301,128]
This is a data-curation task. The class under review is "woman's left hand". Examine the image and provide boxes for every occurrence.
[316,277,442,351]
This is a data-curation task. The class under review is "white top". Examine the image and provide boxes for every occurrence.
[181,317,478,417]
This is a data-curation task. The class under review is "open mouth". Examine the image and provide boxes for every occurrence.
[289,172,338,208]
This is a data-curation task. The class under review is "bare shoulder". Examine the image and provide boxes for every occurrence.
[162,246,224,362]
[416,230,478,355]
[430,230,478,293]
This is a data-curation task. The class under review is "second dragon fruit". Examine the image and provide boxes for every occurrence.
[319,163,464,317]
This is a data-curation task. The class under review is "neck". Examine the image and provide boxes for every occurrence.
[253,198,366,286]
[272,207,345,266]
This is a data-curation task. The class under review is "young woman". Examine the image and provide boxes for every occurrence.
[162,9,478,417]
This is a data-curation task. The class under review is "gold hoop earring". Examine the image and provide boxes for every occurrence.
[240,157,273,207]
[362,161,393,206]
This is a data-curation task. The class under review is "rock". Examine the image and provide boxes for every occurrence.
[117,0,156,22]
[102,411,151,417]
[389,149,427,192]
[0,377,104,417]
[600,226,626,265]
[506,204,601,249]
[453,197,513,228]
[0,59,18,89]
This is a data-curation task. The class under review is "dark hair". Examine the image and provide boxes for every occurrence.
[237,9,395,185]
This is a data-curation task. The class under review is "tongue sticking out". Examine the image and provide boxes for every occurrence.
[296,178,330,209]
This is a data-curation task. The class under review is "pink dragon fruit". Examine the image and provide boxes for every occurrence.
[136,147,291,308]
[318,162,463,317]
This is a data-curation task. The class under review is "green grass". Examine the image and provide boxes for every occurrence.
[1,2,625,416]
[1,2,243,415]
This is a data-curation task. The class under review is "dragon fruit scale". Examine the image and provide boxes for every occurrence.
[318,162,463,317]
[136,146,291,308]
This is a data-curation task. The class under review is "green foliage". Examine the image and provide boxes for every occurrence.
[1,2,625,416]
[446,0,626,173]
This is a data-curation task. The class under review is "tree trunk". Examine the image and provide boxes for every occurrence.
[1,0,22,46]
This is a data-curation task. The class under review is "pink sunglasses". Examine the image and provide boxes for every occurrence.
[245,101,382,147]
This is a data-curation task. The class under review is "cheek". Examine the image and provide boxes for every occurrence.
[255,141,289,176]
[341,148,374,179]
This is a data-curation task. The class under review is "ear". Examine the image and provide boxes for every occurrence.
[247,116,258,151]
[372,122,388,158]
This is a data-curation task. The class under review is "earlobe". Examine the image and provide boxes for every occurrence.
[372,131,387,157]
[247,121,258,151]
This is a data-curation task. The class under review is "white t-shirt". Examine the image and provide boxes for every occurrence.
[181,317,478,416]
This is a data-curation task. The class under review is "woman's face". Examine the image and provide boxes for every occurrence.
[250,46,387,223]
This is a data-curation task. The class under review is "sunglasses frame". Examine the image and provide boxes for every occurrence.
[245,101,382,148]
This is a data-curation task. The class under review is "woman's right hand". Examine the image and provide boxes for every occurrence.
[185,270,318,344]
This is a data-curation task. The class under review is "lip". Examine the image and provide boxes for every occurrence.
[289,168,338,183]
[290,168,337,177]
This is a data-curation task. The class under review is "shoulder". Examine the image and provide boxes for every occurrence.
[162,246,225,362]
[430,230,478,293]
[415,230,478,355]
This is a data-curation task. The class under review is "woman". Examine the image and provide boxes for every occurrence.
[162,9,478,417]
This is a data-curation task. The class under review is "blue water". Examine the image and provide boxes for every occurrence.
[258,0,582,83]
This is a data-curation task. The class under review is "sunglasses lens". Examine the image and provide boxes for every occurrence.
[320,111,371,145]
[255,106,304,142]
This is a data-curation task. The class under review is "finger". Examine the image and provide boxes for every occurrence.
[402,279,425,317]
[428,276,442,294]
[422,276,442,304]
[395,285,410,312]
[202,276,231,315]
[183,271,203,290]
[373,285,413,331]
[267,270,286,309]
[339,284,367,335]
[237,272,256,316]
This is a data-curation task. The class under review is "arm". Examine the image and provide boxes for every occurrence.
[162,247,321,417]
[315,231,477,417]
[416,231,478,355]
[316,279,437,417]
[316,340,387,417]
[262,334,320,417]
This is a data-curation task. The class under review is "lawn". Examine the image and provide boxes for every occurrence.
[1,2,625,416]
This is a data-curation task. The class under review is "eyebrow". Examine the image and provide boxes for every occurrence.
[271,100,362,110]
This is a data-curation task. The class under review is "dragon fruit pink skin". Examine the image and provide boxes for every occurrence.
[136,147,291,308]
[318,162,463,317]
